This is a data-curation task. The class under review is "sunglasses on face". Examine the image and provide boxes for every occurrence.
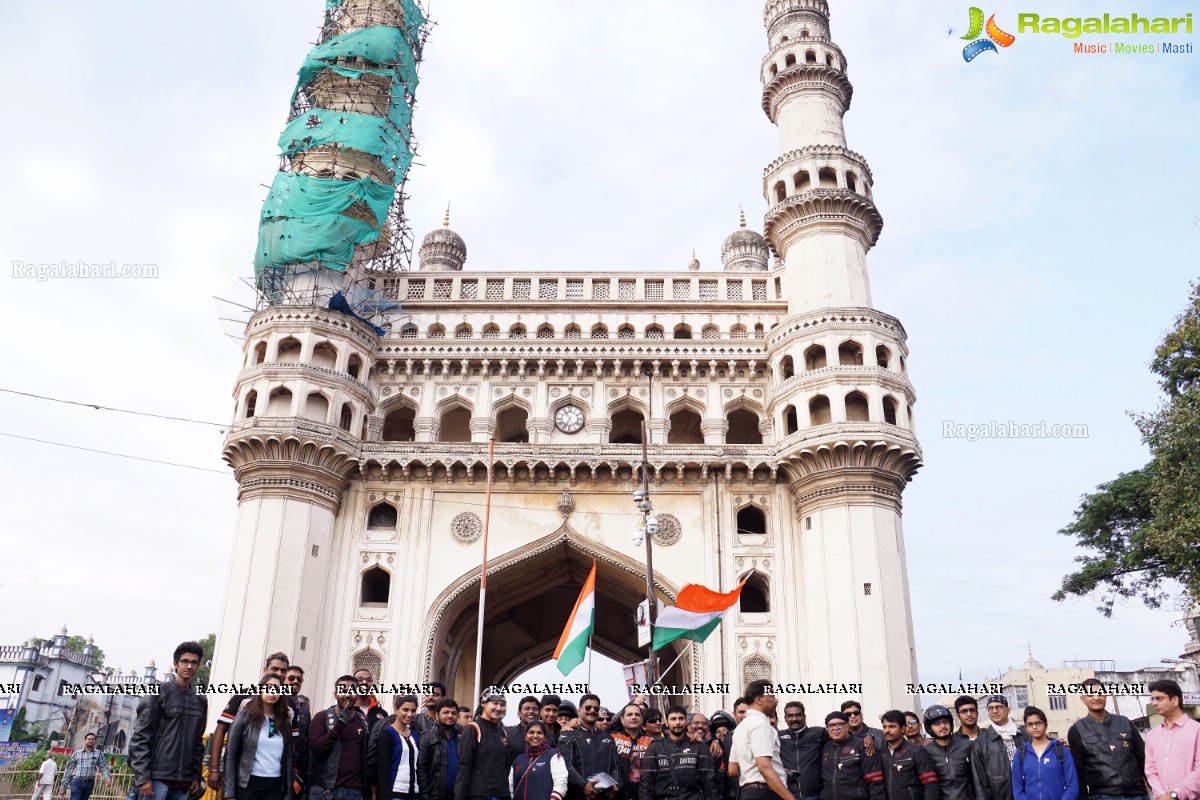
[846,711,862,716]
[582,705,599,712]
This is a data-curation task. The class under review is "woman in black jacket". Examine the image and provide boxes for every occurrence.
[223,674,296,800]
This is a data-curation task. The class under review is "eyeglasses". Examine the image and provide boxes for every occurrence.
[177,659,200,667]
[958,708,977,714]
[582,705,600,712]
[846,710,862,717]
[827,723,847,729]
[598,716,611,722]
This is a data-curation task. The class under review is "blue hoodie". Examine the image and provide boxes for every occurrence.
[1012,739,1079,800]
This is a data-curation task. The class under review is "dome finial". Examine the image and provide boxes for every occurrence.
[739,204,747,228]
[443,202,451,228]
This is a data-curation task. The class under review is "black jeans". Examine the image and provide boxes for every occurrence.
[237,775,283,800]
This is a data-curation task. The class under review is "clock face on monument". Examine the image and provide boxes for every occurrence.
[554,404,585,434]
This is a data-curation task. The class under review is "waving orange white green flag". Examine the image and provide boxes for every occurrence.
[554,560,597,675]
[652,579,746,649]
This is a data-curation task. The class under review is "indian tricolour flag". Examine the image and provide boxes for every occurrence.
[652,579,746,649]
[553,560,597,675]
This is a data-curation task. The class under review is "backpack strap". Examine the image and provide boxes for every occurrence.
[1054,741,1064,764]
[468,721,482,742]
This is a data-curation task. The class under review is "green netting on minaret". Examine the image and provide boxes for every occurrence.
[255,0,428,282]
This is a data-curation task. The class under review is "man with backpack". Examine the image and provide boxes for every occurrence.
[309,676,370,800]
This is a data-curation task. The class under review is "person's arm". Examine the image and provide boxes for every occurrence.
[550,752,569,800]
[752,757,790,800]
[1066,726,1087,798]
[863,749,885,800]
[638,742,658,800]
[607,738,623,791]
[1129,724,1146,775]
[223,714,245,799]
[59,753,78,790]
[972,738,990,800]
[374,726,394,800]
[1061,743,1080,800]
[1175,748,1200,800]
[310,707,351,757]
[453,725,475,800]
[916,745,940,800]
[1011,748,1027,800]
[417,732,434,800]
[1144,732,1166,799]
[129,694,159,793]
[698,748,717,800]
[193,695,208,791]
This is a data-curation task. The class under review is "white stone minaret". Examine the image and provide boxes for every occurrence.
[761,0,923,708]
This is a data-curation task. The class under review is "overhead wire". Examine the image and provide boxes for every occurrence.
[0,388,227,428]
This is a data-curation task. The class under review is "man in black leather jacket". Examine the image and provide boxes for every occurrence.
[819,712,884,800]
[419,700,462,800]
[778,702,825,800]
[640,707,716,800]
[1065,679,1146,800]
[971,697,1028,800]
[878,711,939,800]
[921,706,973,800]
[129,642,208,800]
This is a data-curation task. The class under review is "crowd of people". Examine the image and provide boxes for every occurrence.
[47,642,1200,800]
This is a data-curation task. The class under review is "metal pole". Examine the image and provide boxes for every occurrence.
[640,369,658,689]
[472,437,496,706]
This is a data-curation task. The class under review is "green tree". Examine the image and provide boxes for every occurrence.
[64,635,106,672]
[195,633,216,689]
[1056,281,1200,613]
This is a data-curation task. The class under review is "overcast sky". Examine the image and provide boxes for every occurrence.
[2,0,1198,707]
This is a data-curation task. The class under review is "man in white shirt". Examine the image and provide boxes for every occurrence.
[729,681,791,800]
[33,755,57,800]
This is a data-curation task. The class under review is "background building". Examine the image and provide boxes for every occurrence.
[210,0,924,716]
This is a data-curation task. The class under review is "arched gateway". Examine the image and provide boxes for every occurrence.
[422,526,694,701]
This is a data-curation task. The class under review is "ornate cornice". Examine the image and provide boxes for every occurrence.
[765,307,907,350]
[762,66,854,123]
[768,365,916,406]
[781,434,922,485]
[223,422,360,509]
[236,362,374,405]
[762,145,873,184]
[244,305,380,350]
[764,189,883,253]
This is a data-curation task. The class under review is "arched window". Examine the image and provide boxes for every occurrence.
[303,393,330,423]
[702,325,720,340]
[846,171,858,193]
[667,409,704,445]
[564,324,581,339]
[592,324,610,339]
[428,324,446,339]
[818,167,838,188]
[253,342,267,365]
[774,181,786,203]
[537,324,555,339]
[276,337,302,363]
[509,324,526,339]
[804,344,827,370]
[806,50,817,64]
[438,406,472,442]
[794,170,811,192]
[383,407,416,441]
[339,402,353,431]
[781,356,795,379]
[730,324,748,339]
[352,650,381,682]
[609,409,645,444]
[726,409,762,444]
[347,354,363,379]
[496,406,529,443]
[312,341,337,369]
[809,395,832,426]
[367,502,398,529]
[736,505,767,536]
[845,391,870,422]
[827,53,835,67]
[244,390,258,419]
[673,324,692,340]
[770,63,778,77]
[360,567,390,606]
[754,323,764,338]
[399,324,418,338]
[883,395,899,425]
[785,53,797,67]
[876,345,891,369]
[616,324,634,340]
[482,323,499,339]
[645,324,664,340]
[838,340,864,365]
[455,324,472,339]
[740,573,770,613]
[784,404,798,435]
[743,655,773,687]
[266,387,292,416]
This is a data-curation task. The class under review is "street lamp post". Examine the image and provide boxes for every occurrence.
[633,369,660,689]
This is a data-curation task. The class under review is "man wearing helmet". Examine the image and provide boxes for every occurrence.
[921,706,974,800]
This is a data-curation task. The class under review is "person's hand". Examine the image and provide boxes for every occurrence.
[138,781,154,797]
[189,782,199,796]
[709,739,721,759]
[862,736,875,757]
[207,770,221,790]
[583,781,598,799]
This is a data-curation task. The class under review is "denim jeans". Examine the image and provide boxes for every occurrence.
[149,781,191,800]
[69,778,96,800]
[1091,795,1149,800]
[309,786,364,800]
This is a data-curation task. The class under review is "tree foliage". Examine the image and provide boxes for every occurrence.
[65,634,106,672]
[195,633,216,689]
[1057,281,1200,613]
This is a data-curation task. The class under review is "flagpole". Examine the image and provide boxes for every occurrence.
[657,643,690,684]
[472,437,496,706]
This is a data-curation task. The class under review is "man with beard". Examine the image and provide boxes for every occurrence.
[418,699,461,800]
[950,699,980,743]
[921,706,973,800]
[612,704,656,800]
[877,710,939,800]
[640,707,716,800]
[778,702,825,800]
[540,697,563,748]
[971,697,1027,800]
[415,684,449,737]
[508,697,543,763]
[819,712,883,800]
[560,695,621,800]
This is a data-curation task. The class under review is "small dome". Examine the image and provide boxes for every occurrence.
[687,249,700,271]
[1023,645,1044,670]
[418,204,467,271]
[721,208,770,272]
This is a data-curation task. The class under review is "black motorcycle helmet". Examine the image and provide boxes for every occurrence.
[923,704,954,736]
